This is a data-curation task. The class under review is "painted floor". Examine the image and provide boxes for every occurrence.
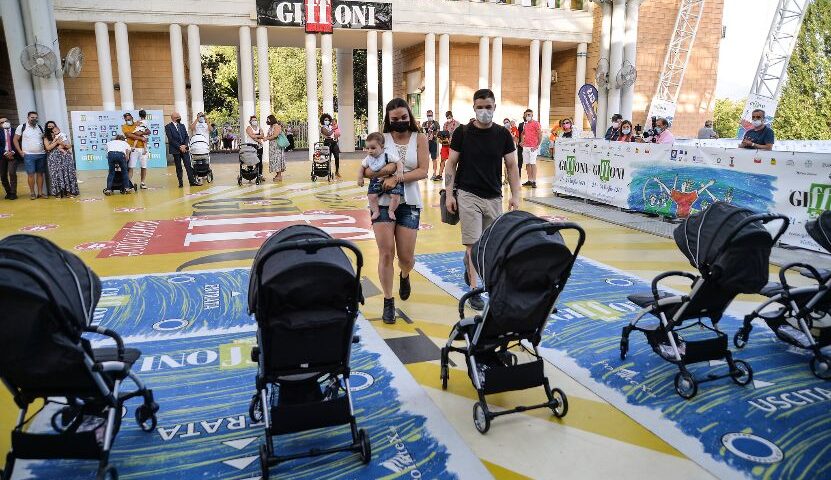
[0,155,790,479]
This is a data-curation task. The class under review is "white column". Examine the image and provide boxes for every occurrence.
[491,37,503,106]
[0,0,36,123]
[478,36,489,89]
[321,33,334,116]
[337,49,355,153]
[528,39,540,115]
[256,26,270,167]
[188,25,205,121]
[114,22,134,110]
[305,33,319,159]
[621,0,643,121]
[539,40,553,131]
[561,0,571,10]
[170,24,188,120]
[94,23,116,111]
[239,27,255,128]
[574,43,588,136]
[596,0,612,136]
[381,31,393,108]
[607,0,626,123]
[438,34,450,117]
[423,33,436,119]
[366,31,379,134]
[21,0,68,128]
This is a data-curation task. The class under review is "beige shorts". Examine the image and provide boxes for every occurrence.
[522,147,538,165]
[128,148,148,169]
[458,189,503,245]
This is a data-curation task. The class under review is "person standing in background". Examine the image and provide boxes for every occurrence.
[245,115,266,181]
[265,114,286,182]
[520,108,541,188]
[422,110,441,180]
[43,121,79,198]
[122,112,148,189]
[320,113,341,178]
[443,111,460,136]
[13,111,47,200]
[165,112,200,188]
[697,120,718,140]
[0,117,19,200]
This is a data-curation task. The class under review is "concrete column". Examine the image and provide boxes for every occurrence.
[574,43,588,136]
[0,0,36,122]
[239,26,255,137]
[336,49,355,152]
[366,31,379,134]
[94,23,116,111]
[528,39,540,114]
[321,33,334,117]
[114,22,134,110]
[170,24,189,121]
[256,26,270,167]
[596,0,612,136]
[478,36,489,89]
[621,0,643,121]
[188,25,205,121]
[607,0,626,124]
[491,37,503,106]
[381,31,393,108]
[539,40,553,130]
[21,0,68,128]
[561,0,571,10]
[305,33,319,158]
[423,33,436,120]
[438,34,450,117]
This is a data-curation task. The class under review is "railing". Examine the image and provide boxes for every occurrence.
[449,0,587,10]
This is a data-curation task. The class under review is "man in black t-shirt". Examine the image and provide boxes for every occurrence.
[444,88,520,310]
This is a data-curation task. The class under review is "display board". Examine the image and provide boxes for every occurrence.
[70,110,167,171]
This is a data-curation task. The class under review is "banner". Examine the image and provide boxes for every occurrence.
[553,138,831,252]
[644,97,677,127]
[578,84,599,137]
[738,93,778,139]
[71,110,167,171]
[257,0,393,30]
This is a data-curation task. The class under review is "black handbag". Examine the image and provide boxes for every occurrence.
[439,188,460,225]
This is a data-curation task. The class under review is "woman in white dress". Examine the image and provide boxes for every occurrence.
[245,115,265,180]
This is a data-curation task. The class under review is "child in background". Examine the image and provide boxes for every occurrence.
[357,132,404,220]
[436,130,451,181]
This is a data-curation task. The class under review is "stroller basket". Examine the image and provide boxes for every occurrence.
[270,395,351,435]
[12,430,101,460]
[475,359,545,395]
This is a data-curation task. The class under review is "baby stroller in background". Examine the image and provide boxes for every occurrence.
[189,133,214,183]
[311,142,333,182]
[735,210,831,379]
[239,143,261,185]
[0,235,158,480]
[103,160,136,195]
[247,225,370,478]
[441,211,585,433]
[621,202,789,399]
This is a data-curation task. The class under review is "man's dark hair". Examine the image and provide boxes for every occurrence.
[382,98,419,133]
[366,132,385,145]
[426,110,433,115]
[473,89,495,102]
[657,117,670,128]
[27,111,37,117]
[524,108,533,114]
[138,110,147,118]
[611,113,623,122]
[123,112,133,119]
[445,111,453,117]
[752,109,765,117]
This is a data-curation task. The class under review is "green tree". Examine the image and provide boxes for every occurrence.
[712,97,744,139]
[201,46,239,123]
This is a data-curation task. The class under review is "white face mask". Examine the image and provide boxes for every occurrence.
[251,120,258,127]
[198,117,206,123]
[126,120,134,126]
[1,122,9,129]
[525,115,532,121]
[324,120,331,126]
[427,116,433,121]
[622,128,631,135]
[752,119,763,128]
[475,108,494,124]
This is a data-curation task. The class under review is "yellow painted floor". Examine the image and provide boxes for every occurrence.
[0,156,771,479]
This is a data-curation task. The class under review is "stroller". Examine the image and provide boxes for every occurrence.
[0,235,158,480]
[239,143,261,185]
[189,133,214,183]
[311,142,333,182]
[440,211,585,433]
[735,210,831,379]
[247,225,370,477]
[620,202,789,399]
[102,157,136,195]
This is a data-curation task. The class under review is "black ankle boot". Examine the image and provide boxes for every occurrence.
[399,273,411,301]
[382,298,396,324]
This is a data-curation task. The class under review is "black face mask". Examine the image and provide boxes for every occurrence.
[389,121,410,133]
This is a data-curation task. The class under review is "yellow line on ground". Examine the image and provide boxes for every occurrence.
[481,460,534,480]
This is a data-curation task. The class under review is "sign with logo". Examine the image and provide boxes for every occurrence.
[70,109,166,171]
[257,0,393,30]
[645,97,677,127]
[578,84,599,137]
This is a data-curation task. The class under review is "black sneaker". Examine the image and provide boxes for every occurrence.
[399,273,411,301]
[382,298,396,324]
[531,182,537,188]
[468,293,485,311]
[522,181,533,187]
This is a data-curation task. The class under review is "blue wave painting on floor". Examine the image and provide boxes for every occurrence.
[628,163,776,218]
[415,252,831,480]
[22,269,491,480]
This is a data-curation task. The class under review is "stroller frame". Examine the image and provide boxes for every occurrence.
[0,258,158,480]
[248,238,370,478]
[620,213,789,399]
[238,143,261,186]
[311,142,333,182]
[440,221,585,434]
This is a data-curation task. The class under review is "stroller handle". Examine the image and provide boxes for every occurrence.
[713,213,790,262]
[777,262,825,292]
[502,221,587,262]
[0,258,71,332]
[254,237,364,280]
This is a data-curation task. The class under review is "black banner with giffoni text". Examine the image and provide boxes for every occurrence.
[257,0,393,31]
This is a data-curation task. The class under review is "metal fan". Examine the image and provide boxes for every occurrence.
[616,60,637,88]
[595,58,609,90]
[62,47,84,78]
[20,43,59,78]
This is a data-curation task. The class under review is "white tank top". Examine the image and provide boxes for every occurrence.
[381,132,422,209]
[245,126,262,145]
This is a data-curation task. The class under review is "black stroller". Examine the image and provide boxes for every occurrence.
[247,225,370,478]
[440,211,585,433]
[0,235,158,480]
[311,142,333,182]
[735,210,831,379]
[620,202,789,399]
[239,143,261,185]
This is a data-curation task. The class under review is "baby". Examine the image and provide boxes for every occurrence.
[357,132,404,220]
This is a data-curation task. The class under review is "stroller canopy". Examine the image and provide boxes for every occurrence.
[807,210,831,253]
[472,211,575,331]
[673,202,774,294]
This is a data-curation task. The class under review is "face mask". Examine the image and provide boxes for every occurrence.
[655,127,664,134]
[622,128,631,135]
[612,121,621,129]
[198,117,206,124]
[29,119,37,125]
[174,118,181,123]
[126,120,134,125]
[427,116,433,121]
[251,121,259,127]
[323,120,331,126]
[525,115,532,121]
[475,108,494,124]
[446,117,452,122]
[504,122,511,128]
[752,119,763,128]
[390,121,410,133]
[1,122,9,129]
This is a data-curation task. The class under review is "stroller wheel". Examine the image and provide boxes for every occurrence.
[472,402,491,434]
[730,360,753,386]
[135,404,158,432]
[259,444,271,480]
[733,329,748,349]
[549,388,569,418]
[440,365,449,390]
[249,393,264,423]
[207,172,214,183]
[811,355,831,380]
[358,428,372,464]
[96,464,118,480]
[51,404,83,433]
[674,371,697,399]
[255,177,261,185]
[237,175,242,186]
[619,335,629,360]
[311,174,317,182]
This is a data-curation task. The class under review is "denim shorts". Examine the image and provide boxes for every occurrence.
[371,203,420,230]
[23,153,47,174]
[367,177,405,196]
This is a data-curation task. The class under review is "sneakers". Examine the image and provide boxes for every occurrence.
[399,273,411,301]
[382,298,396,324]
[531,182,537,188]
[522,181,533,187]
[140,183,148,189]
[468,293,485,311]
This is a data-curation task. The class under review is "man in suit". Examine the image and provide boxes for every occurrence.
[165,112,199,187]
[0,117,20,200]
